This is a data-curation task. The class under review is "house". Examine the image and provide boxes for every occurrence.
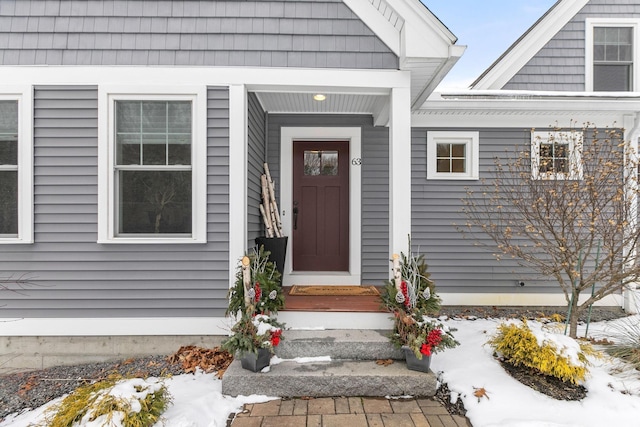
[0,0,637,369]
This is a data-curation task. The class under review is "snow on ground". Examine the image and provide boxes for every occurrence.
[2,317,640,427]
[431,315,640,427]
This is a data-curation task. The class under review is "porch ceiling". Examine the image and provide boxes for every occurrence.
[254,92,387,116]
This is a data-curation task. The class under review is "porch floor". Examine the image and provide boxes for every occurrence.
[281,286,386,313]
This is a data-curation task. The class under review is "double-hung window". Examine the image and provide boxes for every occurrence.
[427,131,479,180]
[587,19,638,92]
[99,88,206,243]
[0,89,32,244]
[531,131,583,180]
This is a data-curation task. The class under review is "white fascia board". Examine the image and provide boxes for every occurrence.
[0,66,410,91]
[413,96,636,127]
[389,0,457,45]
[472,0,589,90]
[342,0,400,56]
[0,317,233,336]
[412,112,626,129]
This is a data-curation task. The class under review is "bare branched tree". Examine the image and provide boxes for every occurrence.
[461,123,639,338]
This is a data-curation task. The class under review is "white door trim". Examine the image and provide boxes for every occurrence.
[280,127,362,286]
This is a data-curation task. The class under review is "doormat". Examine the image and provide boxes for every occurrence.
[289,285,380,296]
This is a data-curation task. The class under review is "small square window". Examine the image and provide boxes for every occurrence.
[427,132,479,180]
[531,131,583,180]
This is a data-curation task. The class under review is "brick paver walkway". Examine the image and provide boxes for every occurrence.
[230,396,472,427]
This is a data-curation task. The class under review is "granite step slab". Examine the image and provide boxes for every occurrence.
[274,329,404,360]
[222,358,437,397]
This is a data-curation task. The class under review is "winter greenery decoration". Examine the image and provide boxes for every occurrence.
[382,237,456,360]
[488,320,595,385]
[380,245,441,315]
[227,245,284,316]
[223,247,285,357]
[392,312,459,359]
[222,314,284,356]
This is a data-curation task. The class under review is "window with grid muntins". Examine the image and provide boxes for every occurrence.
[115,100,193,235]
[594,27,633,91]
[0,101,18,236]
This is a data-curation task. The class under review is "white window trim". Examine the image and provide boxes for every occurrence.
[98,85,207,244]
[585,18,640,92]
[531,131,583,180]
[0,86,33,244]
[427,131,479,180]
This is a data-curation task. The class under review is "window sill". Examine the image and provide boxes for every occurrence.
[98,236,206,244]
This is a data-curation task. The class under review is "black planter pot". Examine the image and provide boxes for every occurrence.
[255,236,288,278]
[239,348,271,372]
[402,346,432,373]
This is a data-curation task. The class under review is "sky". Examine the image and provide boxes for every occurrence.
[423,0,558,90]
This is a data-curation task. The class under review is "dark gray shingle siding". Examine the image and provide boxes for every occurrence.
[0,0,398,69]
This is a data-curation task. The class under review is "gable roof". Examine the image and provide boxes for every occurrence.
[471,0,588,90]
[345,0,465,108]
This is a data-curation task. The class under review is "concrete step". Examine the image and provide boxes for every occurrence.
[221,358,437,397]
[221,329,436,398]
[274,329,404,360]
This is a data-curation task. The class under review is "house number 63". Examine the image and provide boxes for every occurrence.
[351,158,362,166]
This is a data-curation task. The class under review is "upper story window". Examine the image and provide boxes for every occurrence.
[531,131,583,180]
[98,87,207,244]
[586,19,639,92]
[427,131,479,180]
[0,88,33,244]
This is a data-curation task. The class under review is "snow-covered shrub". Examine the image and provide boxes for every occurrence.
[488,320,594,384]
[43,375,170,427]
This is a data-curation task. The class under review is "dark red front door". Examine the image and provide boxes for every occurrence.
[292,141,349,271]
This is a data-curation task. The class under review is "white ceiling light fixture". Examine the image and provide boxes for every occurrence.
[313,93,326,101]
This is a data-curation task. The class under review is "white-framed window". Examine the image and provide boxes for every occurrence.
[531,131,583,180]
[586,19,639,92]
[427,131,479,180]
[0,87,33,244]
[98,86,207,244]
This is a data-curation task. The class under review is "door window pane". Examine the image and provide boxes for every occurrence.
[304,150,338,175]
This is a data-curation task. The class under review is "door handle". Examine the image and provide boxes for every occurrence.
[293,203,298,230]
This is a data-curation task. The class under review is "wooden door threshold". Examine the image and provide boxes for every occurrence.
[282,286,387,313]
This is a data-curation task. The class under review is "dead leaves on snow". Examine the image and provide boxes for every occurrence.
[167,345,233,378]
[473,387,490,402]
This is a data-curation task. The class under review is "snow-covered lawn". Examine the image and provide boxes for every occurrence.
[2,316,639,427]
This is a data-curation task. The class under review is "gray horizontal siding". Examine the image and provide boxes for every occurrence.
[248,92,266,247]
[266,114,389,284]
[504,0,640,91]
[0,0,398,69]
[0,85,230,319]
[412,128,563,294]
